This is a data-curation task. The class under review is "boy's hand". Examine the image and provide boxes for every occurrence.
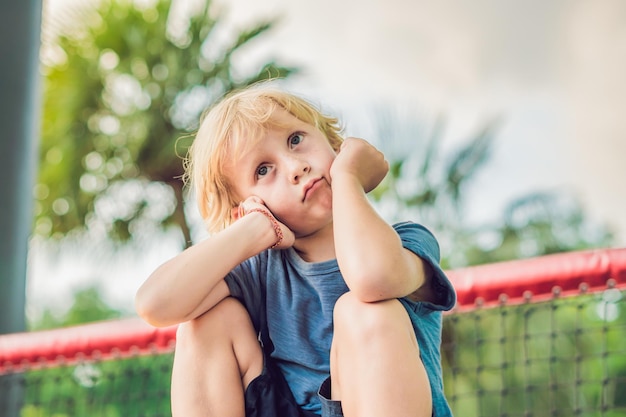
[330,137,388,193]
[232,196,295,249]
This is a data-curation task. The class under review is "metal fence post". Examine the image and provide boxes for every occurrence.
[0,0,43,415]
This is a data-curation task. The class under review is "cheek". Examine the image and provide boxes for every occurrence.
[263,190,302,225]
[326,155,336,170]
[259,188,289,216]
[318,149,336,173]
[269,197,290,213]
[268,206,298,230]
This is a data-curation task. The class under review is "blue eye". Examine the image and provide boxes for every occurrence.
[289,133,303,147]
[256,165,269,177]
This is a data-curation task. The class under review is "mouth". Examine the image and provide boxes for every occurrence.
[302,178,323,201]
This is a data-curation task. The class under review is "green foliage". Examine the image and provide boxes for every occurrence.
[36,0,297,247]
[461,192,614,265]
[30,286,122,330]
[21,353,173,417]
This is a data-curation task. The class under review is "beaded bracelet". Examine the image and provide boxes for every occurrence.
[245,208,284,249]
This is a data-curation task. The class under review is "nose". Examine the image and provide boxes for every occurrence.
[287,156,310,183]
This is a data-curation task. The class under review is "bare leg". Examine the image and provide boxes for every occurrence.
[330,292,432,417]
[171,297,263,417]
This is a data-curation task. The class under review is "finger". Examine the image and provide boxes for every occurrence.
[238,196,268,218]
[249,195,264,205]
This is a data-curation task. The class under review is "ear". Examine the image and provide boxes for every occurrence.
[231,205,242,221]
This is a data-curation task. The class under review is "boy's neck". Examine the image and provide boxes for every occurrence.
[293,222,335,263]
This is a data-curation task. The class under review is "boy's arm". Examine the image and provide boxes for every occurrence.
[330,138,431,302]
[135,210,284,327]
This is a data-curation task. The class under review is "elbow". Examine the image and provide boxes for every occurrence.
[344,270,400,303]
[350,283,399,303]
[341,262,417,303]
[350,287,387,303]
[135,287,176,328]
[339,261,387,302]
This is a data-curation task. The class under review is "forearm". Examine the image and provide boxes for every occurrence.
[332,175,422,301]
[135,213,277,326]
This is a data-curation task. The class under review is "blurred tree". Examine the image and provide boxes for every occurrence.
[369,113,614,268]
[30,286,122,330]
[460,191,614,265]
[370,115,495,240]
[36,0,297,247]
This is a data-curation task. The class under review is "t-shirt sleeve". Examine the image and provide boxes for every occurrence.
[394,221,457,311]
[223,254,266,332]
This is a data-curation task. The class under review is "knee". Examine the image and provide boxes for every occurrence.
[176,297,250,348]
[333,292,406,343]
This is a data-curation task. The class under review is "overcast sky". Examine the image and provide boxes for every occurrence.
[31,0,626,315]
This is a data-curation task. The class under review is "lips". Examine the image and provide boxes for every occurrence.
[302,178,323,201]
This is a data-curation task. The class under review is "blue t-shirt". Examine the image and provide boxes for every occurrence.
[225,221,456,416]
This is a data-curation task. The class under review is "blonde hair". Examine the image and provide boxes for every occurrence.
[185,85,344,234]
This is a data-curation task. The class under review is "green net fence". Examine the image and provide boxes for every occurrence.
[7,354,174,417]
[442,289,626,417]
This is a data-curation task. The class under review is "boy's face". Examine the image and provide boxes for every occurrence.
[225,108,337,237]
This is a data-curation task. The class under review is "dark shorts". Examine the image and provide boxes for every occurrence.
[244,351,343,417]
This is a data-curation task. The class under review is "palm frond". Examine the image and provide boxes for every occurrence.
[444,119,499,200]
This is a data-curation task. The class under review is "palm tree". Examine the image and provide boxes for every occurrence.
[37,0,297,247]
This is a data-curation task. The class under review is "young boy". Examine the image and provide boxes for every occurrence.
[135,84,456,417]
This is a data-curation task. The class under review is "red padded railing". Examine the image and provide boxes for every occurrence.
[0,317,177,374]
[1,248,624,375]
[447,248,626,309]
